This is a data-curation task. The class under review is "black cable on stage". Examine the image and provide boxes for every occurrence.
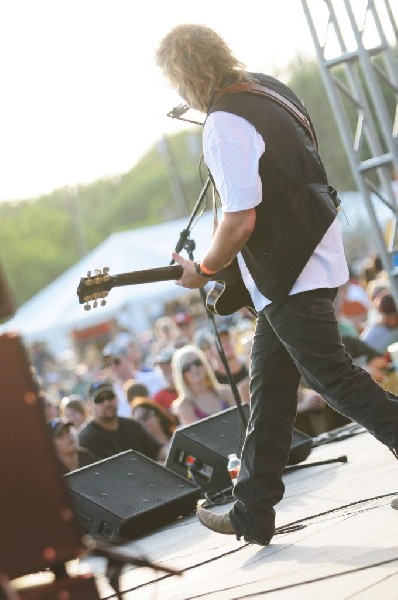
[101,544,249,599]
[184,554,398,599]
[101,492,398,599]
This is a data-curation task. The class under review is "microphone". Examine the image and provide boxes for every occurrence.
[167,103,190,119]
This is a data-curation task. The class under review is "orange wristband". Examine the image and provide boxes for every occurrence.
[199,262,217,275]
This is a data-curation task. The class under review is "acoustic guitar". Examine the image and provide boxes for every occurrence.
[77,262,256,317]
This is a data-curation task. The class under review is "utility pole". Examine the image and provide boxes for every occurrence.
[158,136,190,217]
[0,259,15,320]
[66,187,88,259]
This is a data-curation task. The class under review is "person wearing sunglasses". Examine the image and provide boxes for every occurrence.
[48,418,95,475]
[130,398,178,451]
[78,380,166,462]
[171,345,236,425]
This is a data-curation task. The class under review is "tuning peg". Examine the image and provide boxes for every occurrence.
[94,269,101,276]
[103,267,110,274]
[84,302,91,311]
[100,299,107,307]
[93,300,98,308]
[87,270,92,278]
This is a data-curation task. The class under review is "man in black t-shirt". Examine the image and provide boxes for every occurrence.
[79,380,164,462]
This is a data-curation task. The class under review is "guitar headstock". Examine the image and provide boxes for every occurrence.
[77,267,113,310]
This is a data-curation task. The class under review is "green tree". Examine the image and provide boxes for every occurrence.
[2,52,396,307]
[288,56,355,190]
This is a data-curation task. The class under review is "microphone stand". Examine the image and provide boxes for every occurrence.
[167,101,248,434]
[169,178,248,434]
[172,177,211,256]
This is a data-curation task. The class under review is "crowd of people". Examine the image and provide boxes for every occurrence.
[31,253,398,476]
[34,308,254,473]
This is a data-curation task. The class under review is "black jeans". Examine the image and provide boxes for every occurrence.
[229,288,398,544]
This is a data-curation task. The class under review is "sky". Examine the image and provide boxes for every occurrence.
[0,0,396,202]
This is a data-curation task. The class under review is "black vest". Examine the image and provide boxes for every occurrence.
[207,73,339,303]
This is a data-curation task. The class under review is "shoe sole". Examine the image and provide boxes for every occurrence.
[197,509,235,535]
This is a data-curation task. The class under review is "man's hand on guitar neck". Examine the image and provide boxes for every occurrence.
[172,252,208,289]
[172,209,256,290]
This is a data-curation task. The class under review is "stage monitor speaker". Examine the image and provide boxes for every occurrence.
[165,405,312,493]
[0,333,84,581]
[65,450,202,543]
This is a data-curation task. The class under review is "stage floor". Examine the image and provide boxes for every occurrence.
[77,427,398,599]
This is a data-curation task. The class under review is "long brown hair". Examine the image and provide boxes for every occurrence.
[130,398,178,439]
[156,24,246,112]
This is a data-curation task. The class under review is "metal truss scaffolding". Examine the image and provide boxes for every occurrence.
[301,0,398,298]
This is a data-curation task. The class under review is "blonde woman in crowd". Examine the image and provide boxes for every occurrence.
[171,345,236,425]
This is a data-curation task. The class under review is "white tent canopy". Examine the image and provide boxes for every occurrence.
[1,211,216,353]
[1,191,387,354]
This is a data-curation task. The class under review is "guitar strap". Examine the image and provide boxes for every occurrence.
[212,81,318,149]
[212,180,219,231]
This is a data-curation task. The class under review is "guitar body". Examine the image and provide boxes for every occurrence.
[206,258,257,316]
[206,280,256,316]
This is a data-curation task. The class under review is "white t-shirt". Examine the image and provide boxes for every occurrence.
[204,111,349,311]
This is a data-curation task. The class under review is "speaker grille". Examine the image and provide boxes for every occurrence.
[65,451,201,541]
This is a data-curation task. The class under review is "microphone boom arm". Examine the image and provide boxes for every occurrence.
[167,103,203,125]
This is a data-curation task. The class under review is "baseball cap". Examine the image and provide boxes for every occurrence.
[193,328,214,351]
[154,348,174,364]
[88,380,115,400]
[102,340,129,359]
[48,418,73,438]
